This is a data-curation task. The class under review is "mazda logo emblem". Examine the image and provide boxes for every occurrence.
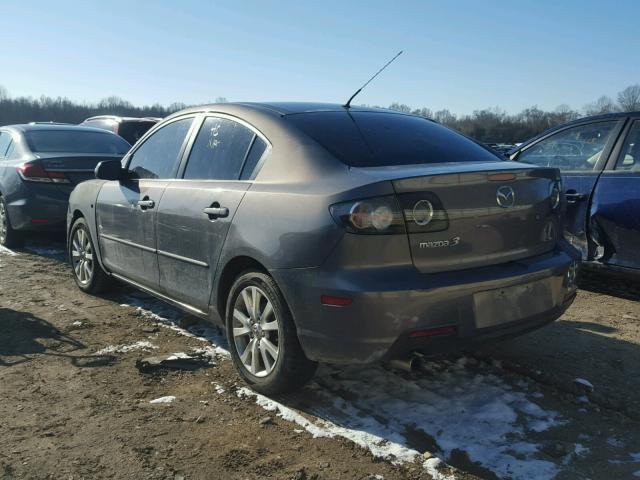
[496,186,515,208]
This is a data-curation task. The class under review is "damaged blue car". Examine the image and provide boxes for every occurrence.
[510,112,640,276]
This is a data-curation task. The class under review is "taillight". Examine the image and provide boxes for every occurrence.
[330,195,405,234]
[18,161,70,183]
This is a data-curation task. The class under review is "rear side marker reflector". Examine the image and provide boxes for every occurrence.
[31,218,49,223]
[488,173,516,182]
[409,326,457,338]
[321,295,353,307]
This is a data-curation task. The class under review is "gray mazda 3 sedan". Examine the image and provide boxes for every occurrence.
[67,103,579,394]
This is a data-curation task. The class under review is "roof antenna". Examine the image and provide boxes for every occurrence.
[343,50,403,109]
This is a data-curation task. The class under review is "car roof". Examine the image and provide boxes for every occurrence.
[168,102,403,119]
[83,115,161,123]
[1,124,123,135]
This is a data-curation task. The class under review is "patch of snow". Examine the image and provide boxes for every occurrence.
[119,295,228,357]
[72,320,83,327]
[574,444,590,457]
[166,352,192,361]
[213,383,225,394]
[239,358,562,479]
[633,471,640,478]
[25,246,65,257]
[573,378,594,390]
[96,341,157,355]
[0,245,17,256]
[238,386,419,464]
[609,452,640,464]
[607,437,625,448]
[577,395,589,403]
[311,363,560,479]
[149,396,176,404]
[424,457,456,480]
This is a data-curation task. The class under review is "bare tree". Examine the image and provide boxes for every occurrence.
[433,109,457,125]
[388,102,411,113]
[411,107,432,118]
[617,85,640,112]
[0,85,7,100]
[553,104,580,123]
[584,95,616,116]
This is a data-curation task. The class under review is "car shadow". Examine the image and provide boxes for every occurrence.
[0,307,115,368]
[578,269,640,301]
[477,315,640,420]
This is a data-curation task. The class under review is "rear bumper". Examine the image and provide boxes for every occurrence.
[272,245,579,364]
[6,191,69,231]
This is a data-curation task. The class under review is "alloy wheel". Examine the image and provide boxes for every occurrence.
[232,286,280,377]
[71,227,94,286]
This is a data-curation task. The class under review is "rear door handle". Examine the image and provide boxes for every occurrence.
[137,199,155,209]
[203,206,229,219]
[565,191,588,203]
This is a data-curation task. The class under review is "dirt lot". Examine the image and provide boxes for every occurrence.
[1,238,639,480]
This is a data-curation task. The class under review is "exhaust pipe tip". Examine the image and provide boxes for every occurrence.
[387,353,425,373]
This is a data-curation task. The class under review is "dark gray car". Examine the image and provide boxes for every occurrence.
[67,103,579,394]
[0,124,130,247]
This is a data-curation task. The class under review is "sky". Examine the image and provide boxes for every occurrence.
[1,0,638,115]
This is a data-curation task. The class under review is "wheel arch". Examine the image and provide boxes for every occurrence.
[215,255,269,322]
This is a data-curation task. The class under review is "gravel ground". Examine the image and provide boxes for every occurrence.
[1,238,639,480]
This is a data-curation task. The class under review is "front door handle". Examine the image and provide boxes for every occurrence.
[565,191,588,204]
[137,199,155,209]
[203,206,229,219]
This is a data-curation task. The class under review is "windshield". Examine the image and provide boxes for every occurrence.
[25,130,131,154]
[286,111,501,167]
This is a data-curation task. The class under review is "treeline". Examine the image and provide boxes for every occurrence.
[1,83,639,143]
[384,84,640,142]
[0,86,192,125]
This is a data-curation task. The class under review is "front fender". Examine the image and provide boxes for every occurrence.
[67,180,109,271]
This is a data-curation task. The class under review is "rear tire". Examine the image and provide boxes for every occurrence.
[226,271,317,395]
[0,196,23,248]
[69,217,112,293]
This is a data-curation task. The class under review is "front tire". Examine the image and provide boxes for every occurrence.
[226,271,317,394]
[0,196,23,248]
[69,218,112,293]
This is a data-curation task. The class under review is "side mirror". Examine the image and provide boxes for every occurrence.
[95,160,124,181]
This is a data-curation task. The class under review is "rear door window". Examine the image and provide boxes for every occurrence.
[285,111,500,167]
[240,137,267,180]
[615,120,640,172]
[183,117,254,180]
[127,117,193,179]
[0,132,12,158]
[518,121,619,172]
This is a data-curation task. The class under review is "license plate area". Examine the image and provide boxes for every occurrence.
[473,278,559,329]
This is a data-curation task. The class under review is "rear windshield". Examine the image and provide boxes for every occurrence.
[286,111,501,167]
[25,130,131,154]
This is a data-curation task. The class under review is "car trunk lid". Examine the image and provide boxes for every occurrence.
[390,163,561,273]
[37,153,123,185]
